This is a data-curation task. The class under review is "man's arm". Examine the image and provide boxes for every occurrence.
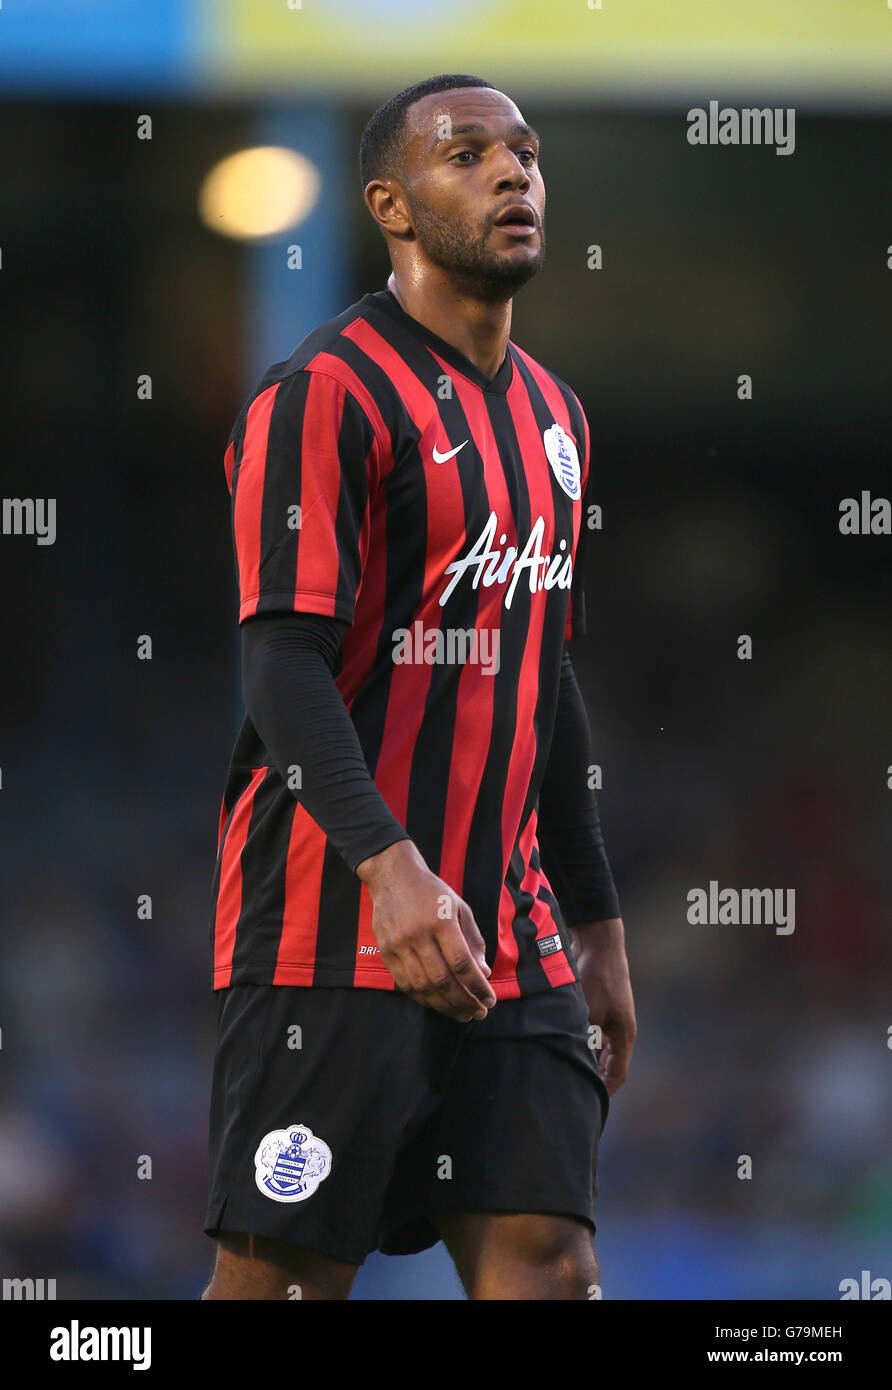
[241,611,496,1022]
[538,648,636,1094]
[241,610,408,872]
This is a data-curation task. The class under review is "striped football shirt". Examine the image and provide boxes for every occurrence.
[210,287,592,998]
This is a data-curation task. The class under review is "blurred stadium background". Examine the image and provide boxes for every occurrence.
[1,0,890,1299]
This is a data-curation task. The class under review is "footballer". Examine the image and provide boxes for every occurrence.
[202,74,636,1301]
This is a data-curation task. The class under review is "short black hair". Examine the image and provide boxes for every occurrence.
[359,73,494,189]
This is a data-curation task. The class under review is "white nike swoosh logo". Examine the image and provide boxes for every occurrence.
[432,440,469,464]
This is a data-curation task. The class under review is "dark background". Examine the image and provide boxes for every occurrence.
[1,96,890,1298]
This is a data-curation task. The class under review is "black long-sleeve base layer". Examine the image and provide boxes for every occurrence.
[537,649,621,925]
[241,611,620,923]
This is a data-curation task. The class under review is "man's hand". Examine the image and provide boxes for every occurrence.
[357,839,497,1022]
[571,917,636,1095]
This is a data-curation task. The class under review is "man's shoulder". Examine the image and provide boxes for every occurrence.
[258,290,391,395]
[229,290,395,442]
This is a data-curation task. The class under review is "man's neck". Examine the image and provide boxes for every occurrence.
[387,271,512,382]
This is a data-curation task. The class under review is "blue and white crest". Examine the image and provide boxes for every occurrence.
[254,1124,332,1204]
[543,423,581,500]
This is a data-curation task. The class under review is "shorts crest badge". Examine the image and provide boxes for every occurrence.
[543,423,581,500]
[254,1124,332,1204]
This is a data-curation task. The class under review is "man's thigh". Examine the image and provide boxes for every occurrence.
[435,1211,600,1300]
[202,1232,358,1301]
[380,980,609,1268]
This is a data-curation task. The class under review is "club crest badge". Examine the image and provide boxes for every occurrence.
[254,1125,332,1204]
[543,423,581,500]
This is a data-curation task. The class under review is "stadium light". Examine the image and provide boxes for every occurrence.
[198,145,321,240]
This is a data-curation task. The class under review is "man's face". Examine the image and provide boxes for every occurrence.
[399,87,546,301]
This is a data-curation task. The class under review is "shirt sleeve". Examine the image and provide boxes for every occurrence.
[227,368,381,626]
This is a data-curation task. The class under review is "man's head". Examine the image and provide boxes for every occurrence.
[360,75,545,303]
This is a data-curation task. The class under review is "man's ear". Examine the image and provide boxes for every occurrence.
[364,179,414,240]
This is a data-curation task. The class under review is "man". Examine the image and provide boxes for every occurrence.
[202,74,636,1301]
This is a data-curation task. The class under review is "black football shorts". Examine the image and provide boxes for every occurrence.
[204,978,609,1267]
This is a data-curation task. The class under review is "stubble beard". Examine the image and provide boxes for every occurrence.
[407,193,546,303]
